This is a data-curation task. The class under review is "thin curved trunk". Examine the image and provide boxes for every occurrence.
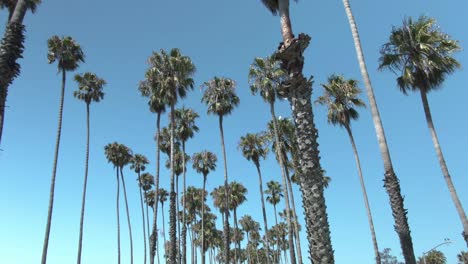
[116,169,121,264]
[255,162,271,264]
[151,112,161,264]
[202,174,207,264]
[234,208,240,264]
[41,70,66,264]
[138,172,148,264]
[182,141,188,264]
[76,103,90,264]
[169,104,177,263]
[120,168,134,264]
[176,172,181,263]
[273,204,279,264]
[342,1,415,262]
[345,124,381,264]
[270,102,296,264]
[246,232,251,264]
[219,115,231,262]
[161,201,167,249]
[145,193,154,263]
[420,90,468,245]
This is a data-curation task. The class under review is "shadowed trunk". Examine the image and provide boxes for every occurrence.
[218,115,231,262]
[116,169,121,264]
[138,171,148,264]
[255,161,271,264]
[176,171,181,263]
[151,112,162,264]
[169,104,177,263]
[161,201,167,249]
[202,174,207,264]
[182,142,188,264]
[120,168,134,264]
[76,103,91,264]
[420,90,468,246]
[145,192,152,263]
[341,0,416,262]
[41,70,67,264]
[345,124,381,264]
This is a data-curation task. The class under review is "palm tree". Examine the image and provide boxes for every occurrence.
[41,35,84,264]
[457,251,468,264]
[258,1,334,261]
[341,1,416,262]
[211,185,229,228]
[139,53,168,264]
[149,48,195,262]
[316,74,381,263]
[249,56,297,263]
[174,107,200,264]
[192,150,217,264]
[139,172,155,256]
[238,132,271,263]
[265,181,282,226]
[228,181,248,264]
[158,188,169,250]
[201,76,239,262]
[130,154,150,264]
[0,0,41,145]
[183,186,206,263]
[240,215,260,264]
[73,72,105,264]
[379,16,467,246]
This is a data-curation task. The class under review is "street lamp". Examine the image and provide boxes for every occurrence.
[422,238,452,264]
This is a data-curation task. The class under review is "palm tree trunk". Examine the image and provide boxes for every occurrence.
[176,172,181,263]
[76,103,90,264]
[182,142,188,264]
[255,162,271,264]
[246,232,251,264]
[138,172,148,264]
[202,174,207,264]
[345,124,381,264]
[270,102,296,264]
[0,0,27,146]
[41,70,67,264]
[341,1,416,262]
[116,169,121,264]
[169,105,177,263]
[273,204,279,264]
[161,201,167,249]
[277,0,294,45]
[218,115,231,262]
[284,156,303,264]
[420,90,468,246]
[145,194,155,264]
[151,112,161,264]
[234,208,241,264]
[120,168,134,264]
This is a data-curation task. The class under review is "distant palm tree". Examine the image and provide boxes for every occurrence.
[316,74,380,263]
[158,188,169,250]
[201,76,239,262]
[240,215,260,264]
[130,154,150,264]
[73,72,105,264]
[238,132,271,264]
[457,251,468,264]
[211,185,229,227]
[379,16,467,246]
[139,172,155,253]
[41,35,84,264]
[265,181,282,226]
[0,0,41,145]
[229,181,248,264]
[192,150,217,264]
[174,107,200,264]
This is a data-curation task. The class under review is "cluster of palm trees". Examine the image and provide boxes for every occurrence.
[1,0,467,263]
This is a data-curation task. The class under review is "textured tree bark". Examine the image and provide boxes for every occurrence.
[150,112,161,264]
[420,90,468,246]
[341,1,416,262]
[41,70,66,264]
[218,115,231,263]
[76,103,91,264]
[120,168,134,264]
[255,162,271,264]
[169,105,177,263]
[276,33,335,263]
[345,125,381,264]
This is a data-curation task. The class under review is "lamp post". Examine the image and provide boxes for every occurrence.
[422,238,452,264]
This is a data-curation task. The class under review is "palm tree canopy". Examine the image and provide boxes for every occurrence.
[248,56,287,103]
[192,150,217,177]
[238,132,269,166]
[259,0,298,16]
[145,190,156,208]
[265,180,283,206]
[379,16,460,93]
[173,107,199,143]
[211,186,229,214]
[165,149,190,176]
[201,76,239,117]
[138,172,154,191]
[228,181,247,210]
[182,186,207,222]
[0,0,41,16]
[130,154,149,174]
[47,35,85,72]
[104,142,133,169]
[316,74,365,128]
[73,72,105,105]
[266,117,294,158]
[138,53,168,114]
[239,215,260,234]
[158,188,169,204]
[147,48,196,106]
[158,126,181,155]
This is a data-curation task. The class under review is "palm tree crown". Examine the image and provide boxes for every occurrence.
[192,151,217,177]
[201,77,239,116]
[139,172,154,192]
[47,35,85,72]
[130,154,149,174]
[104,142,133,169]
[238,132,269,167]
[174,107,200,143]
[248,56,286,102]
[73,72,105,105]
[265,181,283,206]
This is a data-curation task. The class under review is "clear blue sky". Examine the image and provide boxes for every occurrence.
[1,0,467,263]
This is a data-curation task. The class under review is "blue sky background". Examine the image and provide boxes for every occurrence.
[1,0,467,263]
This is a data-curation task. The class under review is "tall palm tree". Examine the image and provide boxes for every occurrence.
[41,35,84,264]
[228,181,248,264]
[379,16,467,246]
[174,107,200,264]
[140,172,155,255]
[238,132,271,263]
[201,76,239,262]
[265,181,282,226]
[130,154,150,264]
[341,1,416,262]
[258,1,334,261]
[149,48,195,262]
[0,0,40,145]
[139,53,168,264]
[249,56,297,263]
[211,185,229,229]
[158,188,169,250]
[192,150,217,264]
[73,72,105,264]
[240,215,261,264]
[316,74,381,263]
